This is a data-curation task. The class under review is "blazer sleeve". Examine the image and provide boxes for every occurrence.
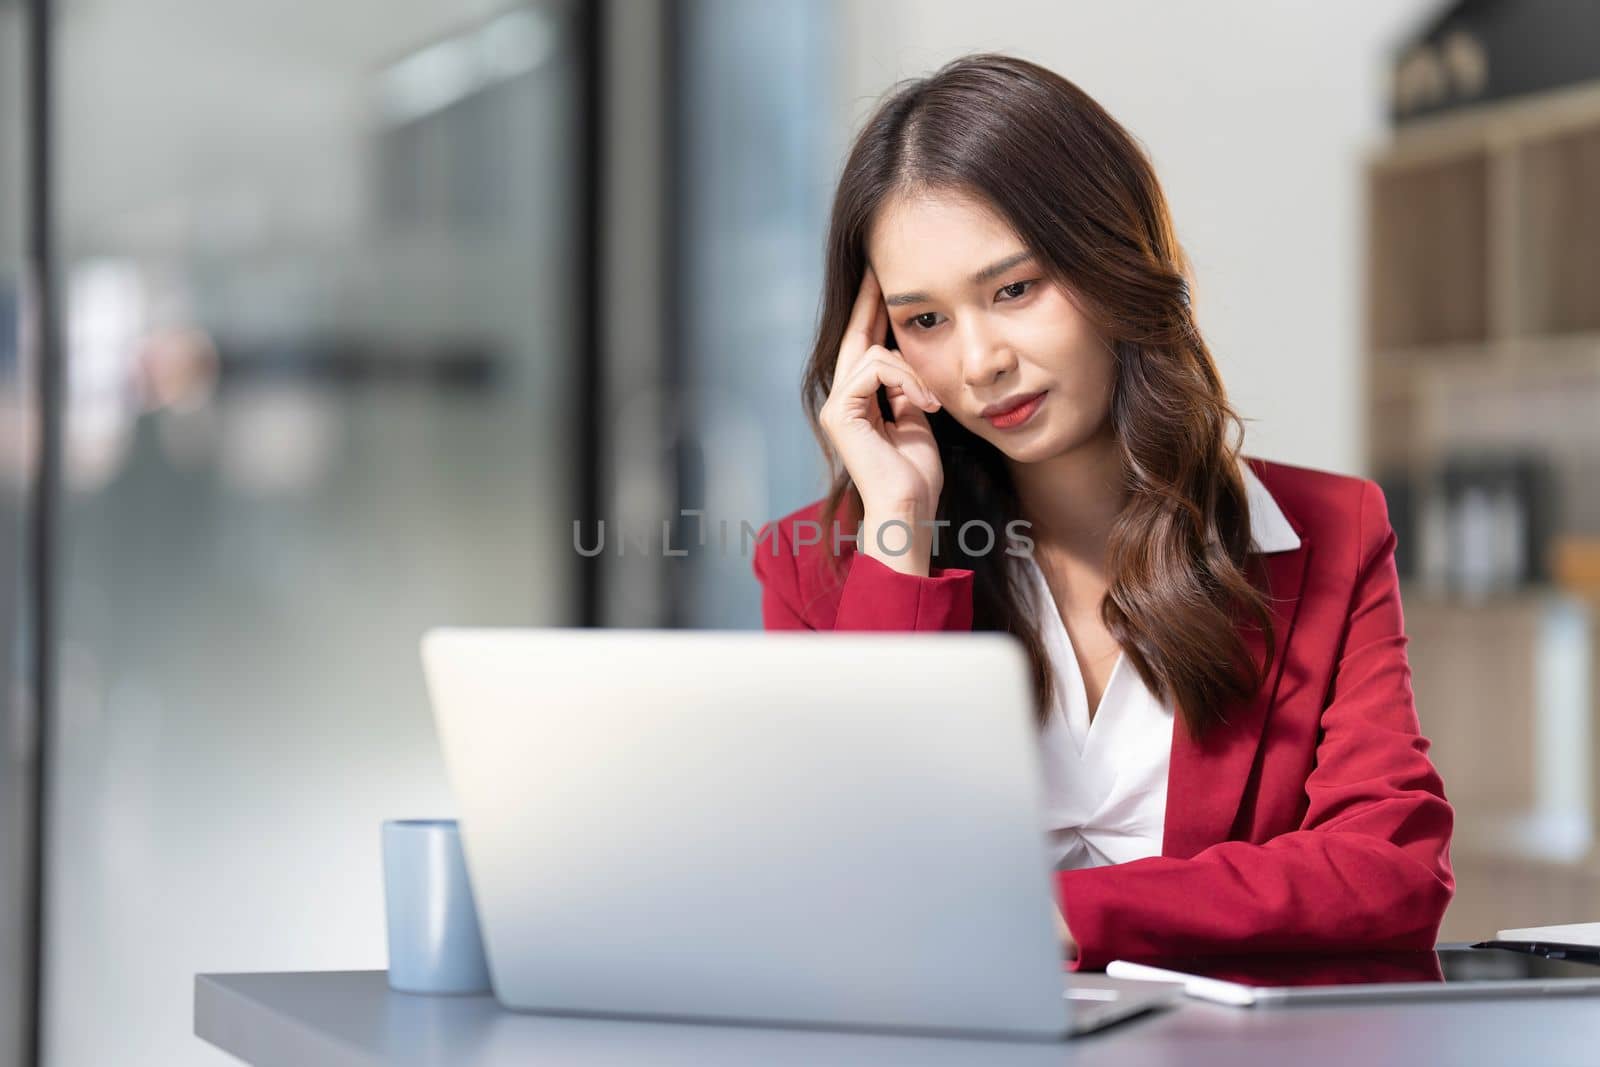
[1055,480,1455,970]
[751,518,976,632]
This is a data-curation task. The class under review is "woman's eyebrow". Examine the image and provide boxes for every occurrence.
[883,250,1036,307]
[972,250,1034,284]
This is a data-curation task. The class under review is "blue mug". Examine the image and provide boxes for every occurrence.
[382,819,492,995]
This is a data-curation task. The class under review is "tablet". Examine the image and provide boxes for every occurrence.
[1105,945,1600,1006]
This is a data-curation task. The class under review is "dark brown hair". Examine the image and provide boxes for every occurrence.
[800,53,1273,738]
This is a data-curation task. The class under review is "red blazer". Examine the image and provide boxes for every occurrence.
[750,457,1454,970]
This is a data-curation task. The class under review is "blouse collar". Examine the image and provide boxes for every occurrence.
[1239,459,1301,554]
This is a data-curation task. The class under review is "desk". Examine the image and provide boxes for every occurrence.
[194,970,1599,1066]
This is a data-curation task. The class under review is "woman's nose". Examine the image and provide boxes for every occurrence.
[960,321,1019,389]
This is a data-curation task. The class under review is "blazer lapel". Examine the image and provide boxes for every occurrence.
[1162,540,1312,859]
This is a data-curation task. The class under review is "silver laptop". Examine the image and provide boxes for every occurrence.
[421,628,1175,1040]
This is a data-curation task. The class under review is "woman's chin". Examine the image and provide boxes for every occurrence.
[986,428,1060,465]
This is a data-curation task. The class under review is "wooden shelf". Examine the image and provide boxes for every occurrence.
[1368,75,1600,950]
[1367,151,1490,350]
[1372,331,1600,369]
[1516,123,1600,334]
[1367,77,1600,385]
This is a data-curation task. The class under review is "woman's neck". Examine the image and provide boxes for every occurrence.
[1007,427,1126,567]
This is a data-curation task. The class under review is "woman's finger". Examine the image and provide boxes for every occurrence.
[833,269,892,390]
[863,346,939,409]
[842,269,883,351]
[844,358,940,411]
[863,269,889,348]
[885,387,933,426]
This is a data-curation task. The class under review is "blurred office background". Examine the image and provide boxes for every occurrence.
[3,0,1600,1064]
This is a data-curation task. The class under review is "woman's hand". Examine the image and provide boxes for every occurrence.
[1056,908,1078,960]
[817,269,945,573]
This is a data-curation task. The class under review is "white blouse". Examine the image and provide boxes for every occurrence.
[1025,551,1174,871]
[1027,462,1302,871]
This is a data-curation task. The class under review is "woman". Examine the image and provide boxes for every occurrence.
[750,54,1453,971]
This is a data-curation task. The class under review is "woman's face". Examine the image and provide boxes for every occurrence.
[866,190,1116,465]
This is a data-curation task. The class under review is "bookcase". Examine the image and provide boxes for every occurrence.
[1366,80,1600,939]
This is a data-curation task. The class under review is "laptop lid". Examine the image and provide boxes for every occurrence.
[421,628,1068,1039]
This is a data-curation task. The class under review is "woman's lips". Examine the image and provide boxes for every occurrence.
[983,391,1047,430]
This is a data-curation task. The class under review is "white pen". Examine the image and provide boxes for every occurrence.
[1105,960,1259,1007]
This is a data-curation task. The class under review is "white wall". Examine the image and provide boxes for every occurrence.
[833,0,1448,476]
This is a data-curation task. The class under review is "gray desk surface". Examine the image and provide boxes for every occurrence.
[195,970,1600,1066]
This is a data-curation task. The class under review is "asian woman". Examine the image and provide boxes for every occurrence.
[750,53,1454,970]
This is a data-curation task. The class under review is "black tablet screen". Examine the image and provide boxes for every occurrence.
[1119,946,1600,987]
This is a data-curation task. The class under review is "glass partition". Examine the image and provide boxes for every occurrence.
[0,2,37,1064]
[45,3,585,1063]
[674,0,833,628]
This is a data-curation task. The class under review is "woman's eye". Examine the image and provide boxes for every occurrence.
[998,280,1035,301]
[909,312,941,331]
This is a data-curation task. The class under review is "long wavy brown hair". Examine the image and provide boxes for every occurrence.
[800,54,1274,739]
